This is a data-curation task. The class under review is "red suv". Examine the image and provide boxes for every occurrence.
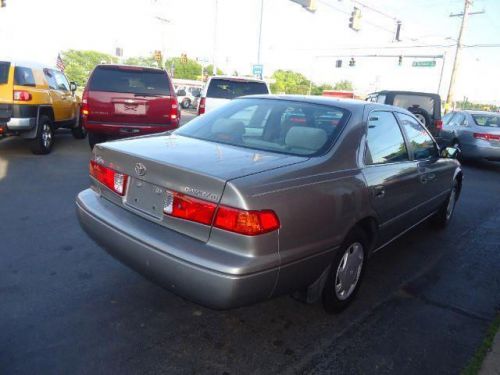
[82,64,180,148]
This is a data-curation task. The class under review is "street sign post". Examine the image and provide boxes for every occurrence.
[252,64,263,78]
[412,60,436,67]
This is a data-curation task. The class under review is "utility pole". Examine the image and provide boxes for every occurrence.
[446,0,472,111]
[212,0,218,75]
[257,0,264,64]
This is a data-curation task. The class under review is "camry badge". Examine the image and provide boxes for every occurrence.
[135,163,147,177]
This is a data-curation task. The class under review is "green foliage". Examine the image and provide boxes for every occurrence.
[333,80,353,91]
[270,69,311,95]
[165,57,203,80]
[310,84,333,96]
[61,50,118,87]
[124,56,159,68]
[205,64,224,76]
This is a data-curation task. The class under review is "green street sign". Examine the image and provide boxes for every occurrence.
[412,60,436,67]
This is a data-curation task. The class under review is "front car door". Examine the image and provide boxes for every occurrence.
[52,70,75,121]
[361,110,422,246]
[396,112,453,216]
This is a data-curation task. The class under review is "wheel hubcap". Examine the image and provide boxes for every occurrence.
[335,242,364,300]
[446,187,456,220]
[42,124,52,148]
[414,114,426,125]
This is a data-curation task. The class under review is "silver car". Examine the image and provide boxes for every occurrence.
[441,110,500,161]
[76,96,462,312]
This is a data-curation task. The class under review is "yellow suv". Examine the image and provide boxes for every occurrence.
[0,60,85,154]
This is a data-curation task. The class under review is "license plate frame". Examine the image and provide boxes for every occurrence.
[114,103,146,115]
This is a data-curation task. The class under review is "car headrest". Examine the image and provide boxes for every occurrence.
[211,119,245,136]
[285,126,328,151]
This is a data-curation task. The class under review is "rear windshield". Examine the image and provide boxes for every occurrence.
[0,62,10,84]
[89,66,171,95]
[175,98,350,156]
[206,79,269,99]
[472,114,500,128]
[393,94,435,116]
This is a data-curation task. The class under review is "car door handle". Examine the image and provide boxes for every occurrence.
[373,185,385,199]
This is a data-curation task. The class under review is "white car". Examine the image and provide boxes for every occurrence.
[197,76,270,115]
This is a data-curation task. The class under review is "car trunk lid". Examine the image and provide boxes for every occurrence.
[94,134,306,242]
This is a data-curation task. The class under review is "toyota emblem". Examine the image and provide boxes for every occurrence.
[135,163,147,177]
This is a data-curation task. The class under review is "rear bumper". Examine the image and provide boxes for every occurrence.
[76,189,278,309]
[84,121,179,136]
[461,142,500,161]
[0,117,37,131]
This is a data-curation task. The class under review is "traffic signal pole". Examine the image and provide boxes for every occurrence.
[446,0,472,111]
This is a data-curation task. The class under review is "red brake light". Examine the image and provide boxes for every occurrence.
[434,119,443,130]
[198,97,206,115]
[13,90,32,101]
[89,160,128,196]
[474,132,500,141]
[214,206,280,236]
[164,191,216,225]
[81,89,89,117]
[170,97,179,125]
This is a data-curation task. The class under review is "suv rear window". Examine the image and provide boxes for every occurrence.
[89,66,171,95]
[176,98,350,156]
[0,62,10,84]
[393,94,435,116]
[206,79,269,99]
[14,67,36,87]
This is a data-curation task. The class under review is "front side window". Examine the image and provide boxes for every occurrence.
[175,98,350,156]
[14,67,36,87]
[397,113,438,160]
[365,111,409,165]
[43,69,57,89]
[54,71,70,91]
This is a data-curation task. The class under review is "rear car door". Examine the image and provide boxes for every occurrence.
[362,110,421,245]
[396,112,452,216]
[86,65,176,130]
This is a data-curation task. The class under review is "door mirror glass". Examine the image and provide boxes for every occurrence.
[69,81,77,93]
[441,147,459,159]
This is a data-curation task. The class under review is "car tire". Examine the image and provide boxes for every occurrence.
[71,116,87,139]
[30,116,54,155]
[181,98,191,109]
[88,132,106,150]
[322,227,368,313]
[431,179,459,229]
[408,107,431,128]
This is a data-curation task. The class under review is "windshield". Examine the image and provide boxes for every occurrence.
[89,66,171,95]
[0,62,9,84]
[175,98,350,156]
[472,113,500,127]
[206,79,269,99]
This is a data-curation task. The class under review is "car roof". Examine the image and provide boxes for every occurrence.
[462,110,499,115]
[0,59,58,71]
[239,94,408,113]
[95,64,166,73]
[208,75,266,83]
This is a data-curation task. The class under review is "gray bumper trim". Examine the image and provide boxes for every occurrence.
[6,117,36,130]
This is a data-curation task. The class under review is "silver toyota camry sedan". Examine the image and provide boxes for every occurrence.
[76,96,462,312]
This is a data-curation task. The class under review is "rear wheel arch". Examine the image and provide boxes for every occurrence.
[39,106,55,123]
[353,216,379,254]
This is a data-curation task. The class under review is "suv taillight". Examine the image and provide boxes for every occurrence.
[13,90,32,101]
[89,160,128,196]
[474,133,500,141]
[81,88,89,117]
[198,97,206,115]
[170,97,179,126]
[163,190,280,235]
[434,119,443,130]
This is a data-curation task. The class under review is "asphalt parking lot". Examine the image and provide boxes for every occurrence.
[1,112,499,374]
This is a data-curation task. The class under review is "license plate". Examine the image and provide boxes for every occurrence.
[125,179,165,219]
[115,103,146,115]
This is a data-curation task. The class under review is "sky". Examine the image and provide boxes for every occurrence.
[0,0,499,103]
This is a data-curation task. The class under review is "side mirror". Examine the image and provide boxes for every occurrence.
[441,146,460,159]
[69,82,77,93]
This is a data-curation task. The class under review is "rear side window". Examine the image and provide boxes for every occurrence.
[393,94,435,117]
[0,62,10,84]
[14,67,36,87]
[89,66,171,95]
[397,113,438,160]
[206,79,269,99]
[365,111,409,165]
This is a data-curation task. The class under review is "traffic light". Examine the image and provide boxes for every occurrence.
[349,58,356,67]
[349,7,361,31]
[398,55,403,66]
[335,60,342,68]
[181,53,188,64]
[395,21,402,42]
[0,0,6,8]
[154,50,162,62]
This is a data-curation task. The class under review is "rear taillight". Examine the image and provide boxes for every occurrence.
[474,132,500,141]
[170,97,179,125]
[89,160,128,196]
[198,97,206,115]
[434,119,443,130]
[13,90,32,101]
[81,89,89,117]
[163,190,280,235]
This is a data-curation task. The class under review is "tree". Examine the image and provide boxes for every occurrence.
[333,80,353,91]
[310,83,333,96]
[205,64,224,76]
[165,57,203,80]
[270,70,311,95]
[61,50,118,87]
[124,56,158,68]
